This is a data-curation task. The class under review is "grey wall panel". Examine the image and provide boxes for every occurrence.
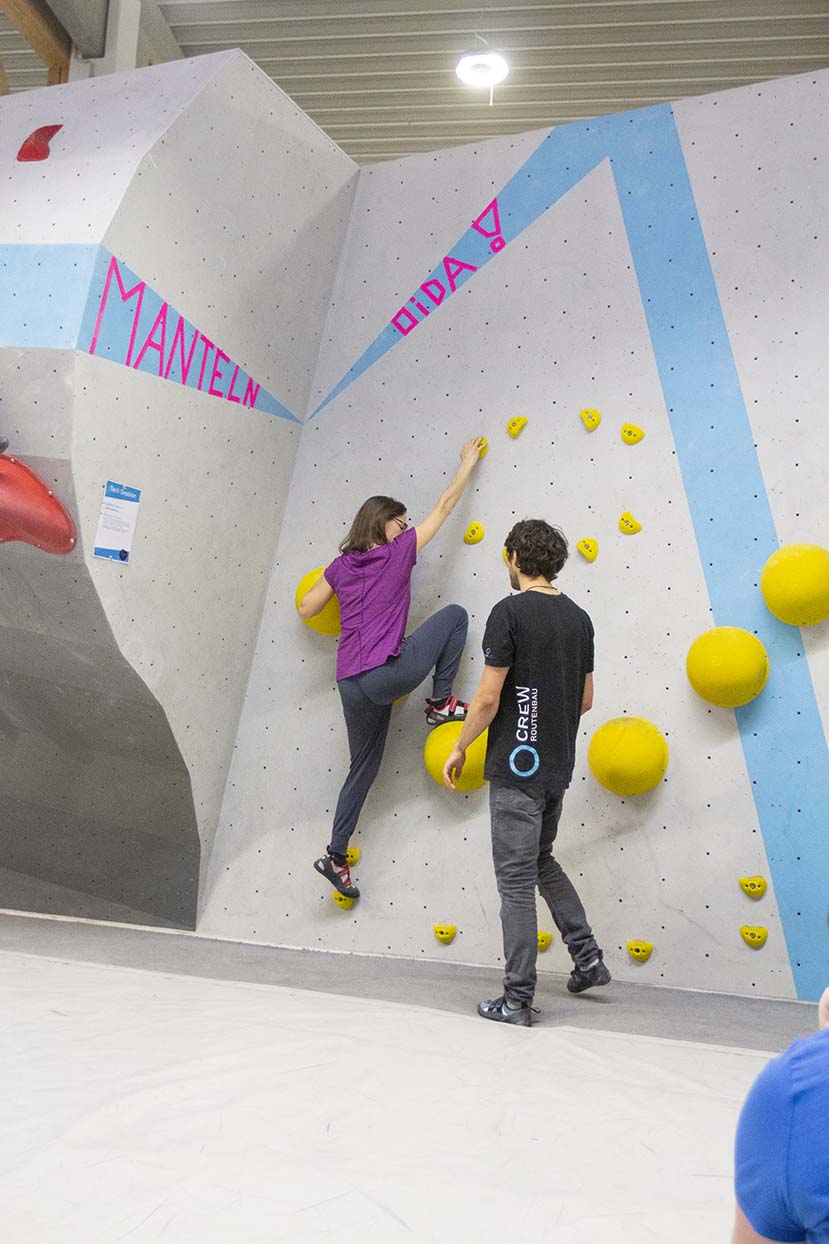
[0,354,199,925]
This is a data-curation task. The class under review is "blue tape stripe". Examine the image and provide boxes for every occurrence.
[0,244,300,424]
[0,244,99,348]
[609,106,829,1001]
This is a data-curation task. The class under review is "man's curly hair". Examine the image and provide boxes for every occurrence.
[505,519,568,581]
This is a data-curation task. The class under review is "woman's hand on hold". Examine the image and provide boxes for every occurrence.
[461,436,486,465]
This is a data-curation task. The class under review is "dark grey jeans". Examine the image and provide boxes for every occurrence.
[328,604,468,856]
[490,780,602,1006]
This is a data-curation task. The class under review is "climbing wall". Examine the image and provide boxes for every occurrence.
[203,69,829,1001]
[0,51,356,924]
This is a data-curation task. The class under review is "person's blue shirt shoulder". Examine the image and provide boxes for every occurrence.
[735,1026,829,1242]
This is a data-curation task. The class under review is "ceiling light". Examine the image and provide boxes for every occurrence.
[455,50,509,89]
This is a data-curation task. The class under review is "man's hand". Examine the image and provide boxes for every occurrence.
[443,747,466,791]
[460,436,486,465]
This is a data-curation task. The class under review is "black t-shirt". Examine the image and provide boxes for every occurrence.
[482,590,594,791]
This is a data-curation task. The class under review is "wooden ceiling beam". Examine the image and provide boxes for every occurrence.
[0,0,71,84]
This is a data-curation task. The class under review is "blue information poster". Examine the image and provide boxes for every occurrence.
[93,481,141,564]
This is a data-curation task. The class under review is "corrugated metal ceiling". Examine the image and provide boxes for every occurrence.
[4,1,829,163]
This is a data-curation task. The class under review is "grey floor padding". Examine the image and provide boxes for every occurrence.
[0,910,815,1052]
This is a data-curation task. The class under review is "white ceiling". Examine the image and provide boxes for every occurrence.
[3,1,829,163]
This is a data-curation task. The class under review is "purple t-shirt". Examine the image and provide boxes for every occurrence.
[324,526,418,681]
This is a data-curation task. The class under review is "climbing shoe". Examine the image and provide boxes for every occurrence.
[313,853,360,899]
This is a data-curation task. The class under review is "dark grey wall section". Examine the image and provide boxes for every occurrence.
[0,457,199,928]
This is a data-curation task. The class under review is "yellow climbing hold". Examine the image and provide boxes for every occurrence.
[346,847,361,867]
[686,627,769,709]
[588,716,669,796]
[627,940,653,963]
[621,423,645,445]
[332,892,354,911]
[577,538,599,563]
[760,543,829,627]
[424,721,488,792]
[537,930,553,952]
[434,924,457,944]
[619,512,642,535]
[464,522,485,545]
[295,566,341,637]
[580,408,602,431]
[739,876,768,900]
[740,925,768,949]
[503,546,511,565]
[506,417,527,439]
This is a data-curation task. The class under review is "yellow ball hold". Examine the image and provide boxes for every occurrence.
[739,876,768,900]
[760,543,829,627]
[537,930,553,952]
[740,925,768,949]
[295,566,341,637]
[434,923,457,944]
[618,511,642,535]
[621,423,645,445]
[588,717,669,796]
[424,721,488,792]
[332,892,354,910]
[464,522,485,545]
[580,408,602,431]
[577,538,599,563]
[346,847,361,866]
[686,627,769,708]
[506,417,527,439]
[627,940,654,963]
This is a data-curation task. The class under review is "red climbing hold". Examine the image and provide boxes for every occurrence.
[17,124,63,162]
[0,455,76,555]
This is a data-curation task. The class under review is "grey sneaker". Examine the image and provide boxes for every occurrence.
[567,960,611,994]
[477,995,536,1026]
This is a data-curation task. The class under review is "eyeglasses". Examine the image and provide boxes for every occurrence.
[393,517,408,531]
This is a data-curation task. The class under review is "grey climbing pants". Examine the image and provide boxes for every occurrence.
[490,780,602,1006]
[328,604,468,855]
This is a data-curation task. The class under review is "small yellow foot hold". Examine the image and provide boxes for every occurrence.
[434,924,457,944]
[506,417,527,439]
[537,931,553,952]
[332,892,355,910]
[739,876,767,900]
[627,940,653,963]
[740,925,768,949]
[618,511,642,535]
[580,408,601,431]
[577,538,599,562]
[621,423,645,445]
[346,847,361,866]
[464,522,485,545]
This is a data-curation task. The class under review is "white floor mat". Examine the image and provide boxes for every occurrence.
[0,950,770,1243]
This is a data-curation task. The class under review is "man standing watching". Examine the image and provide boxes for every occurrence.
[442,519,609,1026]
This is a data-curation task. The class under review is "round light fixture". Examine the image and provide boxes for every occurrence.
[455,50,509,88]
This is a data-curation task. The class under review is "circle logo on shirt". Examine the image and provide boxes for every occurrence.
[509,744,540,778]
